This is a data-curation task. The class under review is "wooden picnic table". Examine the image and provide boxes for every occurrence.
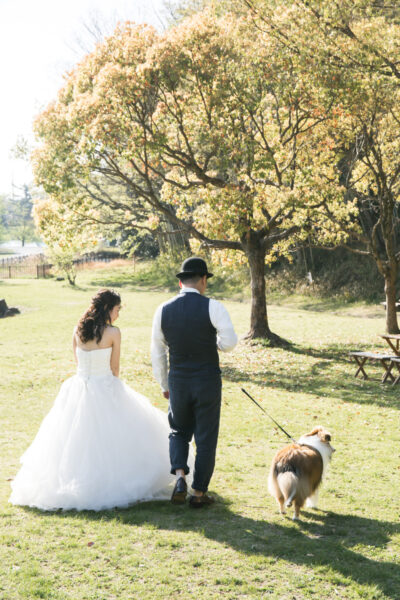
[348,351,397,382]
[377,334,400,384]
[380,302,400,312]
[379,334,400,356]
[348,335,400,384]
[388,357,400,385]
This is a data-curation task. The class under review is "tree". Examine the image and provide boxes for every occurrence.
[44,172,188,257]
[0,195,6,242]
[5,185,37,247]
[33,12,344,341]
[244,0,400,332]
[33,197,98,285]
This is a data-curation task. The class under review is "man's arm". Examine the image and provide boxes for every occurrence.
[151,304,169,394]
[209,299,238,352]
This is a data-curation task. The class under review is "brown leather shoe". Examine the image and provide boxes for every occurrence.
[171,477,187,504]
[189,494,215,508]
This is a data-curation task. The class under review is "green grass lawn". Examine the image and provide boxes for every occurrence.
[1,267,399,600]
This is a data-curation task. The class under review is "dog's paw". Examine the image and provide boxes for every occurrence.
[292,514,299,521]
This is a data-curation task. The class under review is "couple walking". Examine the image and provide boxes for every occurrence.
[10,257,237,511]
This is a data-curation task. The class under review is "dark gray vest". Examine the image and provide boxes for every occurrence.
[161,292,220,376]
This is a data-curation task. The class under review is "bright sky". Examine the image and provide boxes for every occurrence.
[0,0,167,196]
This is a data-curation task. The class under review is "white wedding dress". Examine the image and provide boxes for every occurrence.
[10,347,189,511]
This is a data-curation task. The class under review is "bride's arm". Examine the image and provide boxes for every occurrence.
[110,328,121,377]
[72,326,78,364]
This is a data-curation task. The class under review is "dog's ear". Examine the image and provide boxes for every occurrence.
[305,426,323,437]
[314,427,333,443]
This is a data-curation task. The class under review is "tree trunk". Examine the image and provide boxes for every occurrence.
[384,266,399,333]
[65,266,76,286]
[244,241,289,346]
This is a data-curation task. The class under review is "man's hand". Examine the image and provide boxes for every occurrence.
[163,391,170,400]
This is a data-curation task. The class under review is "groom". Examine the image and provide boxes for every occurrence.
[151,257,237,507]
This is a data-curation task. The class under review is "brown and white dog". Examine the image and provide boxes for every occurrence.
[268,426,335,520]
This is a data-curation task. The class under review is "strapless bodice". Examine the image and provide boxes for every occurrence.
[76,347,113,378]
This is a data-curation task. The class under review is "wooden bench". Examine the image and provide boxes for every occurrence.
[380,302,400,312]
[349,351,397,382]
[386,357,400,385]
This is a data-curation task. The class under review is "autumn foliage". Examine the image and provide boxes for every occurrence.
[33,3,400,335]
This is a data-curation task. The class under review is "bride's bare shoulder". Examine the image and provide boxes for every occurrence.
[104,325,121,339]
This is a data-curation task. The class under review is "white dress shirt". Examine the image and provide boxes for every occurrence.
[151,286,238,392]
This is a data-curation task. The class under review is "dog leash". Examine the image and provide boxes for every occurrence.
[241,388,297,444]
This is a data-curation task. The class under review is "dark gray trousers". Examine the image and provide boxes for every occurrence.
[168,372,222,493]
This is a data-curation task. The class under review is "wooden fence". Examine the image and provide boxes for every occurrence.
[0,253,115,280]
[0,262,52,279]
[0,254,48,279]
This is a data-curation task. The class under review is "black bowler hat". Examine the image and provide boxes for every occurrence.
[176,257,213,279]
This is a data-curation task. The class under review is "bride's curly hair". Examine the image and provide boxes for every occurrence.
[77,289,121,344]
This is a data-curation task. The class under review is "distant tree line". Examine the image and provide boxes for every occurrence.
[0,185,38,247]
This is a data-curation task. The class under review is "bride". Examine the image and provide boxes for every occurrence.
[10,288,188,511]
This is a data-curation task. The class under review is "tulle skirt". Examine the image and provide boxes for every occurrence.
[10,374,189,511]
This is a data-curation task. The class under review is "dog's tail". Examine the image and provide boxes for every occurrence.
[277,472,298,507]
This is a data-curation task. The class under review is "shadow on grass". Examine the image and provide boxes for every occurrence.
[223,365,399,409]
[246,338,385,363]
[222,344,400,410]
[27,501,400,598]
[86,270,177,292]
[0,280,31,287]
[85,270,249,301]
[278,298,381,315]
[79,276,176,294]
